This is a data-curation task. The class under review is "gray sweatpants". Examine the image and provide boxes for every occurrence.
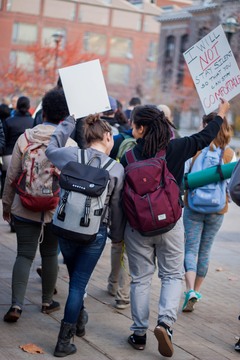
[124,218,184,336]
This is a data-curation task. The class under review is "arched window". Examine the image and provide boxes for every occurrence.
[165,35,175,59]
[198,27,209,41]
[177,34,189,85]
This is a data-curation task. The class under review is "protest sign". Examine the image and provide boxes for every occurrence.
[183,25,240,114]
[59,59,110,119]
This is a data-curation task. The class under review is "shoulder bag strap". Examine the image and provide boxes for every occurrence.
[184,150,202,190]
[102,158,115,171]
[155,149,166,159]
[78,148,86,164]
[125,149,136,164]
[216,148,225,181]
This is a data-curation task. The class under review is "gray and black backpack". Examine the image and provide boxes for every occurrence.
[52,149,115,242]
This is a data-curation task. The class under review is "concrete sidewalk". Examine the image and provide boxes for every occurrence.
[0,199,239,360]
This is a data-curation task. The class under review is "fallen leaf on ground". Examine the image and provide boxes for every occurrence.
[215,267,223,272]
[19,343,44,354]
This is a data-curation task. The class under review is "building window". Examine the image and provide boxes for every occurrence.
[41,27,66,48]
[162,35,175,88]
[177,34,188,86]
[83,32,107,55]
[10,51,34,71]
[7,0,40,14]
[165,35,175,59]
[147,41,158,62]
[143,15,159,33]
[43,0,76,20]
[108,63,130,85]
[198,27,209,41]
[127,0,143,8]
[162,68,173,92]
[12,23,37,45]
[145,68,156,89]
[79,5,109,26]
[110,37,133,59]
[112,10,141,31]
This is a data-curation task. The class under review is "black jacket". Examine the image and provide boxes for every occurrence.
[0,120,5,155]
[3,111,34,155]
[121,116,223,187]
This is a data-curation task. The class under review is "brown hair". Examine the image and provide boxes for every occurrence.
[84,114,112,145]
[202,112,233,149]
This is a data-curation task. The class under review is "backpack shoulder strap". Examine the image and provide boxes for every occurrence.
[121,133,130,140]
[102,157,115,171]
[155,149,166,159]
[125,149,136,164]
[78,148,87,164]
[216,148,225,181]
[189,149,203,173]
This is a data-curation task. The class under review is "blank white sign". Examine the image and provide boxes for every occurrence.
[59,59,110,119]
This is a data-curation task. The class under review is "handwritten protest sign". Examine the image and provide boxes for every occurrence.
[59,59,110,119]
[183,25,240,114]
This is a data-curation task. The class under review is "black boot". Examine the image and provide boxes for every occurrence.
[76,307,88,337]
[54,321,77,357]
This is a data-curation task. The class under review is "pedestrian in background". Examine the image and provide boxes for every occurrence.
[2,96,34,231]
[114,100,130,133]
[124,97,141,121]
[157,104,181,139]
[101,96,120,135]
[0,104,10,198]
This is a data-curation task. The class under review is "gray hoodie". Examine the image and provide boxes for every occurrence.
[2,123,76,223]
[46,116,126,243]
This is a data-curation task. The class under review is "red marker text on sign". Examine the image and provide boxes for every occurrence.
[199,42,220,72]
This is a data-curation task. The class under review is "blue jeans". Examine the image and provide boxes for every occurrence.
[59,225,107,324]
[183,207,224,277]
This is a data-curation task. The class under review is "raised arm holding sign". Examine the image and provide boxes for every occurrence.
[183,25,240,114]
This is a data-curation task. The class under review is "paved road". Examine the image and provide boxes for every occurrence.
[0,199,239,359]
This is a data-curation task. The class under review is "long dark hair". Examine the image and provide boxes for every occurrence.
[202,112,232,149]
[131,105,175,157]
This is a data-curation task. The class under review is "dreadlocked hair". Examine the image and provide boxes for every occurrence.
[84,113,112,145]
[132,105,174,157]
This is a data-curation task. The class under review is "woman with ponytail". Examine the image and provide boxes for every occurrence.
[120,101,230,357]
[46,113,125,357]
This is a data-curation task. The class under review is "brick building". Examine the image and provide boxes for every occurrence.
[0,0,191,108]
[157,0,240,129]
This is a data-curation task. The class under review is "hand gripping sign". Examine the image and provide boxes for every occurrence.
[183,25,240,114]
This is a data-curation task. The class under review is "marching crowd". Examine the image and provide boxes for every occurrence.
[0,86,239,358]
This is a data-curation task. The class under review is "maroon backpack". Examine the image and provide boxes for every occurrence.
[123,149,182,236]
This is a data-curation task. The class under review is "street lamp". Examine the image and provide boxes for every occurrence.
[222,17,240,44]
[52,31,64,75]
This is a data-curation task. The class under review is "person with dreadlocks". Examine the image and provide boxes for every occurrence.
[120,100,230,357]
